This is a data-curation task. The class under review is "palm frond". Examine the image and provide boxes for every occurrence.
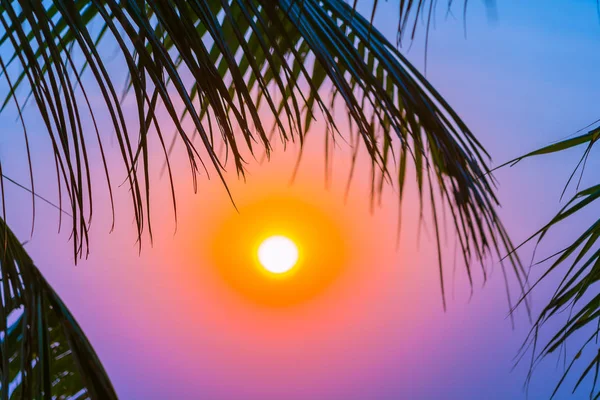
[0,0,524,300]
[507,126,600,397]
[0,216,117,399]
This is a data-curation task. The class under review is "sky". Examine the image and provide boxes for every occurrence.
[2,1,600,399]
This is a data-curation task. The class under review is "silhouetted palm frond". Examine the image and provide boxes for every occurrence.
[1,0,521,296]
[0,216,117,399]
[501,127,600,398]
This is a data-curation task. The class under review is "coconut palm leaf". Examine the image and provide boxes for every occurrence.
[0,0,523,298]
[0,0,519,397]
[0,216,117,399]
[501,126,600,397]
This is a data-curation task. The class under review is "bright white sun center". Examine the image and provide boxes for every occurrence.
[257,235,299,274]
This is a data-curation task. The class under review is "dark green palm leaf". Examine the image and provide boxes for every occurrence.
[0,217,117,399]
[0,0,523,299]
[505,127,600,398]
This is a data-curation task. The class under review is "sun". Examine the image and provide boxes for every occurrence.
[208,196,347,306]
[257,235,299,274]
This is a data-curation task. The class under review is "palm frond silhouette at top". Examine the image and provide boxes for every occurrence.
[0,1,524,398]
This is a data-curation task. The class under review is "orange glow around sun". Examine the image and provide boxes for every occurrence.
[209,195,347,307]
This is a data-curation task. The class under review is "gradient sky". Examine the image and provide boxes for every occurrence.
[2,1,600,399]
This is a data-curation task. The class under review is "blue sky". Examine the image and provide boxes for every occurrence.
[2,1,600,399]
